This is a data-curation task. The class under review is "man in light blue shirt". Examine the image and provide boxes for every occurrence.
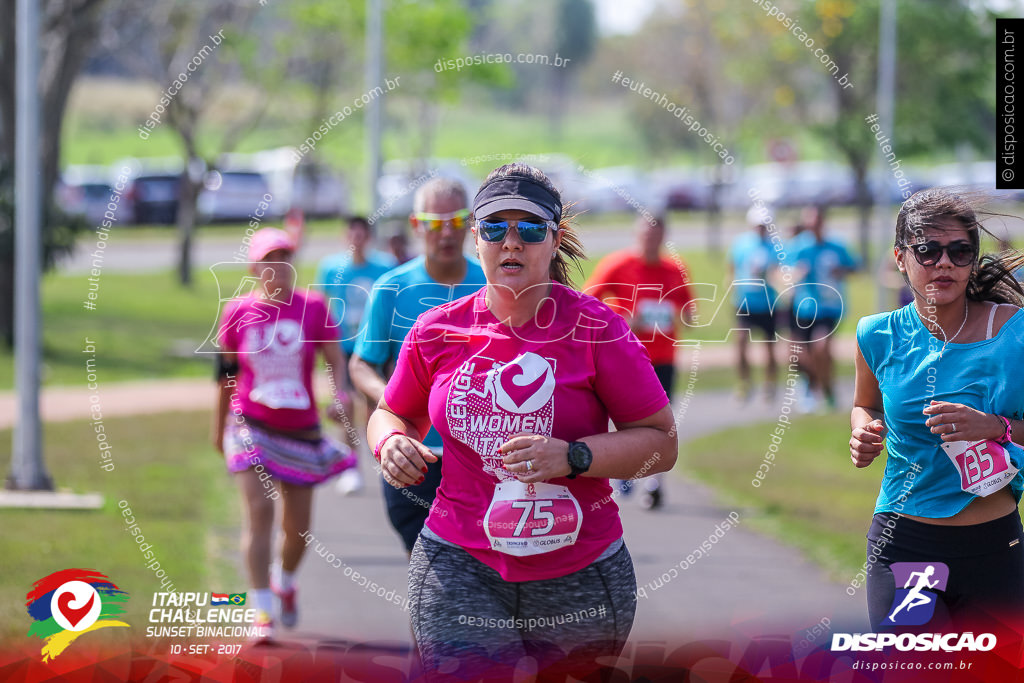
[788,205,858,411]
[349,177,485,555]
[728,205,782,402]
[316,216,396,357]
[316,216,396,494]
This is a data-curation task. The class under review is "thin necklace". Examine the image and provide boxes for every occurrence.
[915,298,969,356]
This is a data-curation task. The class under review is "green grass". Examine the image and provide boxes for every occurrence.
[0,411,239,641]
[2,236,885,390]
[679,360,855,395]
[0,262,334,390]
[678,414,884,580]
[679,415,1024,581]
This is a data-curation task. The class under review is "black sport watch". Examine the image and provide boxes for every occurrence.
[566,441,593,479]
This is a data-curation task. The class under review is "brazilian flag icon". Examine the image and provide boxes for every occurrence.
[228,593,246,605]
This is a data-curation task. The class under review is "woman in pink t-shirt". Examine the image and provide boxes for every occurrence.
[367,164,677,678]
[212,227,355,642]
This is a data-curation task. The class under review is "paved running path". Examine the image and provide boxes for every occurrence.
[289,375,866,658]
[3,342,868,661]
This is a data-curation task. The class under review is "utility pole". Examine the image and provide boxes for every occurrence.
[366,0,384,215]
[8,0,52,490]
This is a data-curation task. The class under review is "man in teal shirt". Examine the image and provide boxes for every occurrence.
[789,205,858,411]
[316,216,396,356]
[729,206,782,402]
[316,216,396,494]
[349,177,485,554]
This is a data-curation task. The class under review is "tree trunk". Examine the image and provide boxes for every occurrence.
[0,0,15,168]
[416,97,436,165]
[706,166,725,256]
[177,168,200,287]
[0,0,105,342]
[853,161,872,269]
[549,67,567,144]
[0,256,12,347]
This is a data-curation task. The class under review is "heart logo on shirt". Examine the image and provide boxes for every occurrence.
[272,319,303,354]
[494,353,554,414]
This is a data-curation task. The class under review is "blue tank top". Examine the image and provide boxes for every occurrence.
[857,303,1024,517]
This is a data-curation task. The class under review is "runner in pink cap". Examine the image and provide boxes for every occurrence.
[212,226,356,642]
[367,163,678,679]
[247,226,295,262]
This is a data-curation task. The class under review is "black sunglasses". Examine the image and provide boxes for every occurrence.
[476,218,558,244]
[902,240,977,267]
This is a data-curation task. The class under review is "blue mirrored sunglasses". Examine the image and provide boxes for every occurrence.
[476,219,558,244]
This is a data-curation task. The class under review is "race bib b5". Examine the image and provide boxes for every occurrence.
[941,439,1019,497]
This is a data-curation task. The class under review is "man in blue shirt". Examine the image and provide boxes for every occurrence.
[349,177,485,555]
[729,206,782,402]
[316,216,396,494]
[789,205,858,411]
[317,216,397,356]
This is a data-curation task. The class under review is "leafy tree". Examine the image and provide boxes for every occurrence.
[549,0,597,139]
[745,0,995,262]
[0,0,105,345]
[135,0,265,285]
[384,0,513,164]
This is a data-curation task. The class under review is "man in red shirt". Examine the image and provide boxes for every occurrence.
[585,214,695,509]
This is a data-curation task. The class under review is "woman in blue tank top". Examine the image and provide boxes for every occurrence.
[852,188,1024,628]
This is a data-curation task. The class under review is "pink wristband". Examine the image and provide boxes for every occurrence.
[374,429,404,462]
[996,415,1013,445]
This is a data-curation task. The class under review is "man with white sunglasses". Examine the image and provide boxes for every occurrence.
[349,177,486,556]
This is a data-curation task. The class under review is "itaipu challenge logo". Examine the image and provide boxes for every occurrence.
[25,569,130,662]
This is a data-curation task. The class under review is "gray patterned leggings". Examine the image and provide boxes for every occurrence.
[408,535,637,681]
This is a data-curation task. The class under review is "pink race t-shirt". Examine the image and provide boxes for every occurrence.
[218,288,338,431]
[385,283,669,582]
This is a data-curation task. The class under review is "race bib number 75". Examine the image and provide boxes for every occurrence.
[942,439,1019,497]
[483,481,582,556]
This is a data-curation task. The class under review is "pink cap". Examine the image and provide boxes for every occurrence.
[247,227,295,262]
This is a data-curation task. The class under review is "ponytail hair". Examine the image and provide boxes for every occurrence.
[551,203,586,288]
[895,187,1024,306]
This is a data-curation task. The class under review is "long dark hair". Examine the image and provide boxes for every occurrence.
[895,188,1024,306]
[481,163,586,288]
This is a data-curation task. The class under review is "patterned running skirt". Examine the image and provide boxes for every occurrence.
[223,420,355,486]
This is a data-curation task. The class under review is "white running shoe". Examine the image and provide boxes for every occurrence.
[335,468,364,495]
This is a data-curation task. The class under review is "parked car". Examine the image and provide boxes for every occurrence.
[377,158,477,219]
[534,154,589,209]
[198,170,277,223]
[577,166,657,214]
[291,164,348,218]
[650,166,712,211]
[922,161,996,193]
[126,172,182,225]
[732,161,856,209]
[56,165,119,225]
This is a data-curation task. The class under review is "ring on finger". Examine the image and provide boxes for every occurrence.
[950,422,956,433]
[526,460,533,472]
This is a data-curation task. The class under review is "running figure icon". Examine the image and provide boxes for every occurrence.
[887,565,940,623]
